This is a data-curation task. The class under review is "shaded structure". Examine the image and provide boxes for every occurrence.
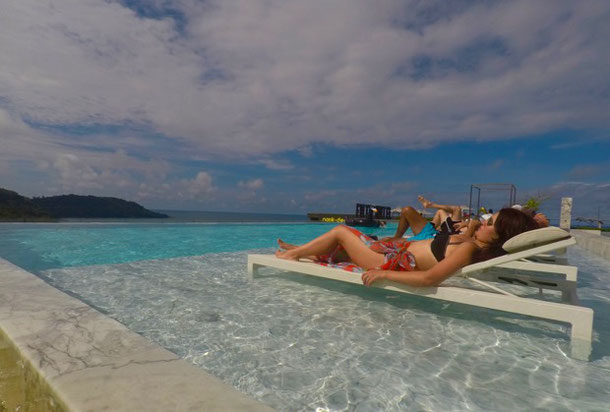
[346,203,391,228]
[468,183,517,217]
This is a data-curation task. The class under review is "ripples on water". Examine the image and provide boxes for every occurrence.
[39,248,610,411]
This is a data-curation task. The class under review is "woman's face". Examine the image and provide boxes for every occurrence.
[475,212,499,243]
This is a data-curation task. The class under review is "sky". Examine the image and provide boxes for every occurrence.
[1,0,609,222]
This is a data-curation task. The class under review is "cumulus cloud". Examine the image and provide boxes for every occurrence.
[258,159,294,170]
[565,163,610,180]
[1,0,608,159]
[45,150,173,196]
[2,1,610,212]
[136,170,215,204]
[0,107,177,200]
[187,171,215,195]
[238,178,264,190]
[53,154,103,189]
[297,180,420,213]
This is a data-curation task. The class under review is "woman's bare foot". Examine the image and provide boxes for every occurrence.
[275,249,299,261]
[277,238,298,250]
[417,195,433,209]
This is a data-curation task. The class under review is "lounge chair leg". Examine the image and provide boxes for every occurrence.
[569,312,594,361]
[564,266,578,281]
[247,261,259,280]
[562,288,580,304]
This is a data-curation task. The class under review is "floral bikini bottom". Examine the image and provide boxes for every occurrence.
[316,226,417,273]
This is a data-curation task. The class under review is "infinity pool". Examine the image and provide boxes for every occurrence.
[1,222,609,411]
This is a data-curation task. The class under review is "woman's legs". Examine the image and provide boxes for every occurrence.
[278,238,349,262]
[393,206,429,238]
[276,226,385,269]
[431,209,450,228]
[418,196,462,221]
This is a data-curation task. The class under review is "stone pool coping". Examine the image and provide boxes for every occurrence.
[0,257,274,411]
[571,229,610,261]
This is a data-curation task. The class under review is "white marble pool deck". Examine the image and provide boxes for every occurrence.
[571,229,610,261]
[0,257,274,411]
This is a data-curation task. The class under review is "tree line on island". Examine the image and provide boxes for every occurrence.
[0,188,168,221]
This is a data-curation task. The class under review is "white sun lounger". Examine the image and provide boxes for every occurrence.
[247,227,593,360]
[461,227,579,302]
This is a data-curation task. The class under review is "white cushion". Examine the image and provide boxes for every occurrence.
[502,226,571,253]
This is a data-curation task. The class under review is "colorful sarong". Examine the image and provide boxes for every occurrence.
[316,226,417,273]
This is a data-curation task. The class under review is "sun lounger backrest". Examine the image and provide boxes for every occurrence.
[502,227,571,253]
[457,228,574,275]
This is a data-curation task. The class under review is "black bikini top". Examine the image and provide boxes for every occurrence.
[430,233,466,261]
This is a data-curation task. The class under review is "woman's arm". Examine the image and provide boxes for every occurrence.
[361,242,478,287]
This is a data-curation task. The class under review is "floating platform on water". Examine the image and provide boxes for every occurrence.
[307,213,349,223]
[345,217,381,227]
[309,203,393,224]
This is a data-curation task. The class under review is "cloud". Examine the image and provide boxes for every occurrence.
[550,141,589,150]
[47,150,173,195]
[523,181,610,222]
[298,146,314,158]
[53,154,103,189]
[2,1,610,213]
[136,170,216,204]
[565,163,610,180]
[258,159,294,170]
[0,0,608,160]
[238,178,264,190]
[296,180,419,213]
[187,171,215,195]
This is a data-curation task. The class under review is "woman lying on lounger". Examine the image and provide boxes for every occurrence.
[276,207,538,287]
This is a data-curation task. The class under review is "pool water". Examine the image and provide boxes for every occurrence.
[0,222,396,273]
[1,223,610,411]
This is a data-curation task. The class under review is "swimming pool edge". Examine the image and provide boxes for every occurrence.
[0,257,275,412]
[571,230,610,261]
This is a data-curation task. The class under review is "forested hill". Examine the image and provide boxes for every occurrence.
[0,188,54,221]
[32,194,168,218]
[0,188,168,220]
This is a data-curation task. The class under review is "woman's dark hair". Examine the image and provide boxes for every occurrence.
[473,208,539,262]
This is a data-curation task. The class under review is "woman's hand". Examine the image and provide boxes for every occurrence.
[453,220,469,231]
[362,268,387,286]
[379,236,400,242]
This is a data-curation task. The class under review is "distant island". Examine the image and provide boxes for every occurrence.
[0,188,54,221]
[0,188,168,221]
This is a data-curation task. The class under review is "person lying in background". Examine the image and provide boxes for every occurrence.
[388,196,549,242]
[387,196,465,241]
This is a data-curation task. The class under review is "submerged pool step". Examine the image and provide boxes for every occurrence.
[0,257,274,412]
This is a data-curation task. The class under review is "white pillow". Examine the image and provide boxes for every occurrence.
[502,226,571,253]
